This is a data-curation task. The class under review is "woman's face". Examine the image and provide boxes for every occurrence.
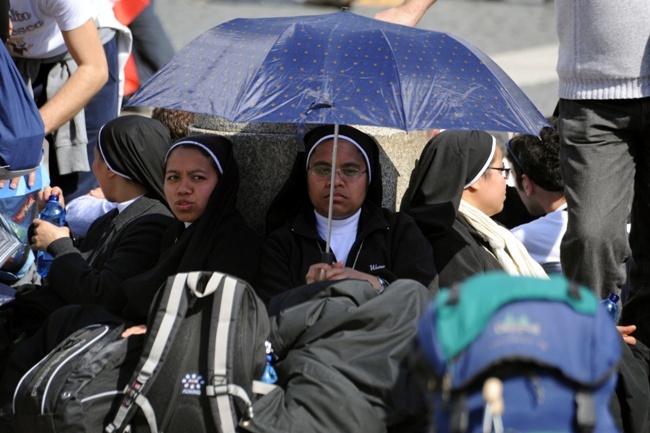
[307,139,369,220]
[164,146,219,223]
[470,145,508,216]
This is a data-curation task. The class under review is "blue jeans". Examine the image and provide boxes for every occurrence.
[559,98,650,341]
[34,37,119,202]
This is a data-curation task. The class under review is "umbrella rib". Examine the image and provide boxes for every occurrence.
[230,22,305,120]
[377,28,408,131]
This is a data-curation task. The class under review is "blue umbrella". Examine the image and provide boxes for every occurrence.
[127,10,549,260]
[126,10,548,136]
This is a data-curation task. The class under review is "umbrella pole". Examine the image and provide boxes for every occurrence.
[320,123,338,270]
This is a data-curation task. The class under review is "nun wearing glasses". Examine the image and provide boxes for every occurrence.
[255,124,436,303]
[401,130,547,290]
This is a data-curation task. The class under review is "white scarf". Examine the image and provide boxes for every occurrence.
[458,200,548,279]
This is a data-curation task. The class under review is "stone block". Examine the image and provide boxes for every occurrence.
[191,114,429,235]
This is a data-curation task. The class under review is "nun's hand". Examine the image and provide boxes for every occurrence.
[307,261,383,291]
[305,262,333,284]
[122,325,147,338]
[37,186,65,212]
[30,218,70,252]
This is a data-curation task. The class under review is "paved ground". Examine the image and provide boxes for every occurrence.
[154,0,559,117]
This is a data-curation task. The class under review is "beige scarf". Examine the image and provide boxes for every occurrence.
[458,200,548,279]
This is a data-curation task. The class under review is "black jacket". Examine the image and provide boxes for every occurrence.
[44,195,175,314]
[430,214,503,290]
[255,201,436,302]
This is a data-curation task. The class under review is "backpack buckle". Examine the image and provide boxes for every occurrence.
[123,380,143,408]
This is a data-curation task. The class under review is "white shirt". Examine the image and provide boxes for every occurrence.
[510,203,568,275]
[314,209,361,265]
[7,0,114,59]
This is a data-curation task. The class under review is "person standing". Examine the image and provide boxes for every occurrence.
[5,0,130,201]
[374,0,437,27]
[554,1,650,345]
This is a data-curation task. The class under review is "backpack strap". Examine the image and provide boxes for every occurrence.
[449,392,468,433]
[107,272,228,433]
[575,389,595,433]
[205,275,256,433]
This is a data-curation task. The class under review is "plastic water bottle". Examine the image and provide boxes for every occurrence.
[600,293,620,324]
[36,195,66,277]
[261,341,278,384]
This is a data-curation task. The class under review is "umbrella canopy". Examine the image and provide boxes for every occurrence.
[126,10,548,136]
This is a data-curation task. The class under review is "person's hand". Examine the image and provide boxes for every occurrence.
[305,261,383,291]
[88,187,105,199]
[31,218,70,252]
[37,186,65,212]
[121,325,147,338]
[305,262,334,284]
[617,325,637,346]
[0,171,37,190]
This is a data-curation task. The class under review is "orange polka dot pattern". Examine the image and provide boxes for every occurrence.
[128,11,548,136]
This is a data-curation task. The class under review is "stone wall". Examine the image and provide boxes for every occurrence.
[191,114,430,235]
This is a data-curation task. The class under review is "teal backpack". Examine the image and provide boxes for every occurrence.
[416,272,622,433]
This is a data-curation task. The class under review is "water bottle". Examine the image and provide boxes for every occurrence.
[600,293,620,324]
[36,194,66,277]
[261,341,278,384]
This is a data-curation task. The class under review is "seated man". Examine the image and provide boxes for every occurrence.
[506,119,567,274]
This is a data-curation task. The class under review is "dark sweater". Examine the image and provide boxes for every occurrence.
[255,201,436,303]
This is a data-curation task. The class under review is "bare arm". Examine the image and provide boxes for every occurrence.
[39,18,108,134]
[374,0,437,27]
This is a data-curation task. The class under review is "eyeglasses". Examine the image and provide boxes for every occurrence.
[505,139,525,174]
[488,166,511,180]
[308,166,367,182]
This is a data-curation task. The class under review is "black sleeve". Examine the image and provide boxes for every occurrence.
[384,212,437,288]
[253,229,299,304]
[46,214,174,314]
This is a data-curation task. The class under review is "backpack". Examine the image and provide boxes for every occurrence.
[0,46,44,179]
[416,272,622,433]
[106,271,270,433]
[12,324,144,433]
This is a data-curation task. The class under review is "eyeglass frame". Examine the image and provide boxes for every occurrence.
[488,166,511,180]
[307,166,368,182]
[505,139,525,174]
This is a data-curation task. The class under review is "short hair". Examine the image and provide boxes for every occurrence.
[506,117,563,192]
[151,108,195,141]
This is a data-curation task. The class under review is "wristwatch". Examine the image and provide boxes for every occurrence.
[377,276,390,294]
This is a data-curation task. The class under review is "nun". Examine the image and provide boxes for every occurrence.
[0,135,261,408]
[120,134,262,323]
[17,115,176,325]
[401,130,547,289]
[255,124,436,303]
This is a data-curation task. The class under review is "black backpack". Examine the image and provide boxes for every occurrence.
[107,271,270,433]
[12,324,143,433]
[13,271,270,433]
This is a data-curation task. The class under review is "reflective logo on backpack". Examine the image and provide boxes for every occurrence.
[181,373,205,396]
[493,314,541,336]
